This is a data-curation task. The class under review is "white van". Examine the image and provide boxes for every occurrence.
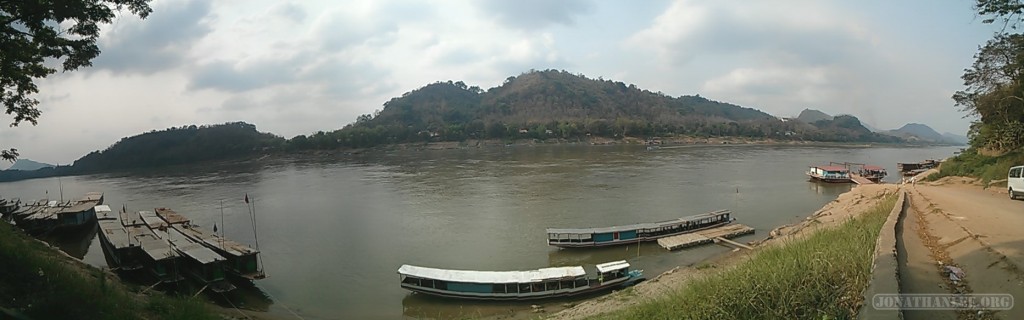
[1010,165,1024,200]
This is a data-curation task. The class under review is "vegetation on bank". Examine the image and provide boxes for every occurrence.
[926,148,1024,184]
[0,223,217,320]
[593,195,897,320]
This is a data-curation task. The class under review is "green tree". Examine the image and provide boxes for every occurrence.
[1,0,152,161]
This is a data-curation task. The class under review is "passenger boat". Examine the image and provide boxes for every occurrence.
[807,165,852,183]
[546,210,733,248]
[124,211,184,283]
[397,260,644,300]
[154,208,265,280]
[95,205,145,271]
[10,192,102,234]
[858,165,888,183]
[138,209,234,292]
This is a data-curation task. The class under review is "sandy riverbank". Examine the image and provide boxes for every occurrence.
[546,183,900,320]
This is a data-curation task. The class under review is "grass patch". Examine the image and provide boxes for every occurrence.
[0,222,218,320]
[925,148,1024,185]
[593,195,897,320]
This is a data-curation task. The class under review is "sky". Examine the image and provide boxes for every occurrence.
[0,0,1005,165]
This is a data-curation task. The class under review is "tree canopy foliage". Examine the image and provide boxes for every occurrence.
[293,69,899,150]
[953,0,1024,153]
[0,0,152,161]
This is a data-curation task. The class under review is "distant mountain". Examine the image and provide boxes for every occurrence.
[796,109,833,123]
[942,132,969,145]
[5,159,54,171]
[884,122,962,144]
[860,122,881,132]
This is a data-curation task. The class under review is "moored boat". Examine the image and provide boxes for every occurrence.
[125,211,184,283]
[858,165,888,182]
[154,207,266,280]
[397,260,643,300]
[95,205,145,271]
[166,227,235,293]
[807,165,851,183]
[546,210,733,248]
[137,209,233,291]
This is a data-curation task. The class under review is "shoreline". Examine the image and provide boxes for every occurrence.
[546,183,900,320]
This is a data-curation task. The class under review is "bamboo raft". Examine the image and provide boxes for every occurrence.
[656,224,755,251]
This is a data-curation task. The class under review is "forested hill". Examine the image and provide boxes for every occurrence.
[71,122,285,173]
[308,69,900,148]
[371,69,772,130]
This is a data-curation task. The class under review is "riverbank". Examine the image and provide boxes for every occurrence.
[0,221,218,319]
[548,184,900,319]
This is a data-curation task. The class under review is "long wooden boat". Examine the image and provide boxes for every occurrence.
[124,210,184,283]
[10,192,103,234]
[155,207,265,280]
[138,209,234,292]
[546,210,733,248]
[807,165,851,183]
[95,205,145,271]
[397,260,644,300]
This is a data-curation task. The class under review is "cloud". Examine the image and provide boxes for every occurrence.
[271,3,307,23]
[476,0,594,31]
[91,0,215,74]
[628,1,873,67]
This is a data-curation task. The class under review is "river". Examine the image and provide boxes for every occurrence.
[0,144,959,319]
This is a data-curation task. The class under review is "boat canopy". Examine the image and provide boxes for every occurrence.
[546,210,731,234]
[397,265,586,284]
[98,219,135,249]
[813,166,848,172]
[139,210,168,229]
[168,228,225,264]
[595,260,630,273]
[155,207,191,225]
[863,165,885,171]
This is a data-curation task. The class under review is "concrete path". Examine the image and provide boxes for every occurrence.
[901,182,1024,319]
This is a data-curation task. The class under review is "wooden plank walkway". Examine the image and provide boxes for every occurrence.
[850,173,874,185]
[657,224,755,251]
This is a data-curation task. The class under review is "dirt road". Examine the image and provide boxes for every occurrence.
[902,179,1024,319]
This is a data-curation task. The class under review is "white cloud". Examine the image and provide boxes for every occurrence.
[0,0,999,163]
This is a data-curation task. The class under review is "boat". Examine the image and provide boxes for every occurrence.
[897,160,940,177]
[9,192,102,234]
[138,209,234,292]
[155,208,265,280]
[807,165,851,183]
[397,260,644,300]
[545,210,733,248]
[0,198,19,216]
[123,210,184,283]
[858,165,888,183]
[95,205,145,271]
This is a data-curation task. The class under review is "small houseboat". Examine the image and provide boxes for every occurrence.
[95,205,145,271]
[166,227,235,293]
[546,210,733,248]
[155,208,265,280]
[397,260,643,300]
[53,192,103,231]
[807,165,851,183]
[125,211,184,283]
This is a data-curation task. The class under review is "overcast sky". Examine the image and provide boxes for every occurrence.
[0,0,1003,165]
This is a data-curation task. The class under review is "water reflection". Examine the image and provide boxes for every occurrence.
[0,145,960,319]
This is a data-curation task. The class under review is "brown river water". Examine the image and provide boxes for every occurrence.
[0,144,959,319]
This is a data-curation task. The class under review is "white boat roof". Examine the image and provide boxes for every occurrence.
[139,210,167,229]
[168,228,224,264]
[546,210,731,234]
[397,265,586,284]
[98,219,137,249]
[94,205,113,219]
[138,236,178,261]
[175,225,258,256]
[121,211,145,227]
[596,260,630,273]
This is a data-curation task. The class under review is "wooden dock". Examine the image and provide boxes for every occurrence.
[850,173,875,185]
[657,224,755,251]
